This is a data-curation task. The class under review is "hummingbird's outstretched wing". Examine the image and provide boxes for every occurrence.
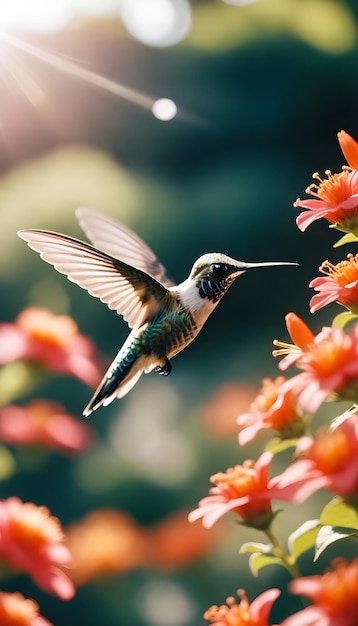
[18,230,172,330]
[76,207,175,288]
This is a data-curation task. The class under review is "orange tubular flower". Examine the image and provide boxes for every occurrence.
[188,452,274,529]
[0,400,93,455]
[0,308,102,387]
[281,558,358,626]
[338,130,358,169]
[273,313,358,413]
[237,376,305,446]
[310,254,358,314]
[0,591,52,626]
[268,414,358,503]
[0,498,74,600]
[146,509,222,571]
[204,588,280,626]
[295,131,358,233]
[65,509,146,587]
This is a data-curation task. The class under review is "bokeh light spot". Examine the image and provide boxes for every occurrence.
[152,98,177,121]
[120,0,191,47]
[109,380,196,486]
[139,579,196,626]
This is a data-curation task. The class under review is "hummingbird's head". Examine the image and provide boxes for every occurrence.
[189,253,246,282]
[189,253,297,304]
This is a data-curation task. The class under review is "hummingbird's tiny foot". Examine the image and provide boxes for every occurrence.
[155,358,172,376]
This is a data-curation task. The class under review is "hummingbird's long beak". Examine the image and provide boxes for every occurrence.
[235,260,299,270]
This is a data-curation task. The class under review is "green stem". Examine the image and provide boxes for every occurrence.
[265,527,301,579]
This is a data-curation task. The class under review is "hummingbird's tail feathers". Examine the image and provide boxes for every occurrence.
[83,366,143,417]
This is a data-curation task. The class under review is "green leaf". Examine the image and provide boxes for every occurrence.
[241,542,290,576]
[288,519,321,561]
[332,311,358,329]
[321,498,358,529]
[240,542,271,555]
[333,232,358,247]
[314,524,358,561]
[265,437,298,454]
[248,552,285,576]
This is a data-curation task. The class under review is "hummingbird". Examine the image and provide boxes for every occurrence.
[18,208,297,416]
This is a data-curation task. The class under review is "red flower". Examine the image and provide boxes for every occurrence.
[273,313,358,413]
[281,558,358,626]
[203,588,280,626]
[268,414,358,503]
[0,497,74,600]
[237,377,305,446]
[294,130,358,233]
[188,452,275,529]
[0,591,52,626]
[0,308,102,386]
[310,254,358,314]
[0,400,93,454]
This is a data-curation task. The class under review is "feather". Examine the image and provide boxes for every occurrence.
[18,229,171,330]
[76,207,175,287]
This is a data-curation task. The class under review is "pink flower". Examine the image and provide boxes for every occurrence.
[0,308,102,387]
[273,313,358,413]
[237,377,305,446]
[0,400,93,454]
[268,415,358,503]
[294,131,358,233]
[203,588,280,626]
[310,254,358,314]
[0,591,53,626]
[188,452,275,529]
[281,558,358,626]
[0,497,75,600]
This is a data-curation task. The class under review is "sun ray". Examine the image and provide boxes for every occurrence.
[0,43,45,106]
[1,33,156,112]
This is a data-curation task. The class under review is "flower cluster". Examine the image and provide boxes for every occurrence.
[0,307,104,623]
[190,131,358,625]
[0,304,228,624]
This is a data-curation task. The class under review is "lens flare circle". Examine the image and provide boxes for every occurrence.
[152,98,177,121]
[120,0,191,47]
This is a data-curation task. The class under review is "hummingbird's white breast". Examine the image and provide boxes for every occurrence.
[173,279,218,329]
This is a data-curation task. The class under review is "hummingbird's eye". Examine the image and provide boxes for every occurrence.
[211,263,228,274]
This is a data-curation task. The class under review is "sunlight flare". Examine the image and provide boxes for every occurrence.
[1,33,156,112]
[0,0,117,33]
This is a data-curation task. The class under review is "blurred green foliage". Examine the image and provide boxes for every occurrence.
[1,1,358,624]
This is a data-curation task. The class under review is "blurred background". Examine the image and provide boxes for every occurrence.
[1,0,358,624]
